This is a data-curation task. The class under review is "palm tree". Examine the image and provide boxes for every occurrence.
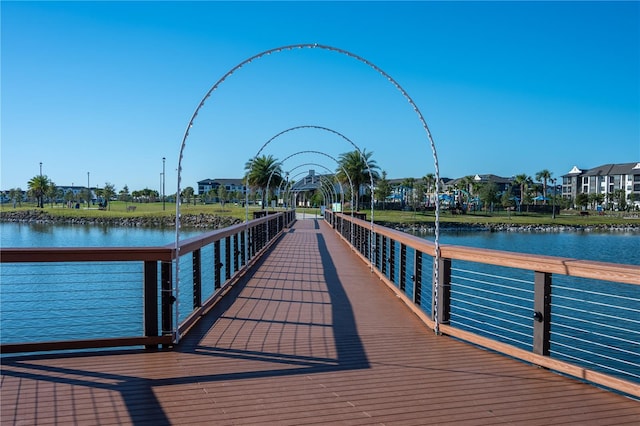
[245,155,283,208]
[375,171,392,209]
[402,177,416,210]
[335,149,380,210]
[9,188,23,207]
[422,173,435,207]
[513,174,532,213]
[535,169,552,204]
[27,175,51,208]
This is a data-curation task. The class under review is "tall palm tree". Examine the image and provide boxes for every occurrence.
[402,177,416,209]
[422,173,435,207]
[513,173,533,212]
[535,169,552,204]
[245,154,283,207]
[27,175,51,208]
[335,149,380,210]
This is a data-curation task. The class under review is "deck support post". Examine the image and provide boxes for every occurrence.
[161,261,174,345]
[533,271,552,356]
[143,260,159,349]
[192,249,201,309]
[413,251,422,306]
[435,257,451,325]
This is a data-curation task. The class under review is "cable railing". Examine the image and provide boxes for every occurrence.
[324,210,640,398]
[0,210,296,354]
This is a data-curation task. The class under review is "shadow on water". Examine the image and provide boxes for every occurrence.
[1,221,368,425]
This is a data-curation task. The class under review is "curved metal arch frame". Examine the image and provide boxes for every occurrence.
[176,43,442,341]
[265,150,354,213]
[245,126,372,224]
[278,162,343,209]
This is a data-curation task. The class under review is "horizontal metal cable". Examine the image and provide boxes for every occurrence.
[449,316,532,348]
[551,342,640,380]
[551,337,640,368]
[554,283,639,303]
[451,294,532,322]
[451,309,532,339]
[451,273,533,297]
[551,296,638,318]
[551,326,639,356]
[551,302,640,326]
[452,281,532,305]
[452,267,532,286]
[552,313,640,340]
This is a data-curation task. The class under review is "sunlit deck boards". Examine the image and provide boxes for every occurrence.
[2,218,639,425]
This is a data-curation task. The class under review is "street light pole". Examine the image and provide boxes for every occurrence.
[39,162,42,177]
[162,157,166,211]
[552,178,556,219]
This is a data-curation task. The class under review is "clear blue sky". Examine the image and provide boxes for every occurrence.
[2,1,639,194]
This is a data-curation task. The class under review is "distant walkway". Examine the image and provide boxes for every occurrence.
[2,218,639,425]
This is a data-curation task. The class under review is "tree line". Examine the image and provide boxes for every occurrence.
[6,153,635,212]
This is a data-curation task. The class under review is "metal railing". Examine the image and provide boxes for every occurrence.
[0,210,296,354]
[324,210,640,398]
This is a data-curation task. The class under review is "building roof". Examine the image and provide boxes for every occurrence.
[582,162,640,176]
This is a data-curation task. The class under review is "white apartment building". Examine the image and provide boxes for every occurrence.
[562,162,640,209]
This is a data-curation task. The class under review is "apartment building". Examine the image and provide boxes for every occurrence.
[562,162,640,208]
[197,178,246,196]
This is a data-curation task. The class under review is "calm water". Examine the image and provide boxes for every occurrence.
[2,223,638,264]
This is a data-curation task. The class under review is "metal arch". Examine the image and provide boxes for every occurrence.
[245,126,372,224]
[176,43,442,339]
[277,162,343,208]
[264,150,354,213]
[244,125,374,271]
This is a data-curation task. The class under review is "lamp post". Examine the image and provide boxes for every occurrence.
[551,178,557,219]
[162,157,166,211]
[39,162,42,177]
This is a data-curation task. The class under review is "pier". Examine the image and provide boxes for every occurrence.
[1,213,639,425]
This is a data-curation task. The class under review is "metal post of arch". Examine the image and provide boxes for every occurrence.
[176,44,442,339]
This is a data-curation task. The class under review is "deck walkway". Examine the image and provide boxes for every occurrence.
[2,218,639,425]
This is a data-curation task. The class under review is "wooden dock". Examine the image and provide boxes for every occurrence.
[2,218,639,425]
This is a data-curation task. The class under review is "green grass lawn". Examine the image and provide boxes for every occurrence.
[2,201,638,227]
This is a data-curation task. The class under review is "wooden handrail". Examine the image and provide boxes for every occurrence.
[340,213,640,285]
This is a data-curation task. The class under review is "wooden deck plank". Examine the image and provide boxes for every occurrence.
[2,218,639,425]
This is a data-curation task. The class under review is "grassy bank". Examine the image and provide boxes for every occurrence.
[2,201,639,227]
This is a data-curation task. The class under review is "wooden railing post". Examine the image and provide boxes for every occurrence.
[533,271,552,356]
[143,260,158,349]
[435,257,451,324]
[192,249,201,309]
[161,261,174,343]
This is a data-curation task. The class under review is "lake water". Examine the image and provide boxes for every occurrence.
[2,222,638,264]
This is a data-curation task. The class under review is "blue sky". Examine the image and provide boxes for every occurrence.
[2,1,639,194]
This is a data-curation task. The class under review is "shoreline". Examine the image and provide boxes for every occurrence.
[1,209,639,233]
[374,221,640,234]
[0,209,241,229]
